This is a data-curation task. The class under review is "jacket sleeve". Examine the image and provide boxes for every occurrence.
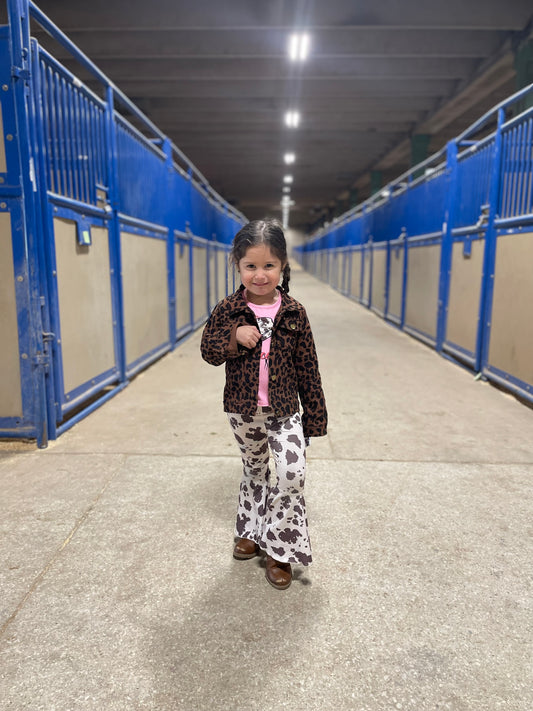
[294,309,328,438]
[200,303,244,366]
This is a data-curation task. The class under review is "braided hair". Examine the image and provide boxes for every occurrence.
[231,218,291,293]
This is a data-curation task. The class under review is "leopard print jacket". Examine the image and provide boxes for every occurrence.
[201,286,327,438]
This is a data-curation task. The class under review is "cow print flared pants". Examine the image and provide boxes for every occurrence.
[227,409,312,565]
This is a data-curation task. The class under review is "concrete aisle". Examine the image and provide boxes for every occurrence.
[1,267,533,711]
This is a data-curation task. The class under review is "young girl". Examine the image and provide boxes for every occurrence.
[201,218,327,590]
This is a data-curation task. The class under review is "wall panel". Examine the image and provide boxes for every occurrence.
[388,246,404,322]
[405,244,441,340]
[445,238,484,354]
[0,212,22,416]
[193,244,208,324]
[371,249,387,315]
[120,230,168,366]
[488,232,533,385]
[175,240,191,333]
[349,251,362,300]
[54,219,115,394]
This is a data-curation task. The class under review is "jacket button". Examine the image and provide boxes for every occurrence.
[290,323,296,329]
[271,375,277,381]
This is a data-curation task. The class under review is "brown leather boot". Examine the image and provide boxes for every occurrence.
[265,555,292,590]
[233,538,259,560]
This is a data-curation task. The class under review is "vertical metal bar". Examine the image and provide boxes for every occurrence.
[55,73,65,196]
[65,77,75,199]
[516,119,527,216]
[509,126,518,218]
[524,118,533,215]
[7,0,49,446]
[511,123,522,218]
[29,37,59,441]
[73,88,84,202]
[436,140,459,352]
[80,94,92,203]
[46,66,58,193]
[384,240,390,318]
[400,234,408,329]
[163,138,176,345]
[188,226,194,326]
[500,128,509,219]
[105,87,126,382]
[478,108,505,374]
[39,61,52,192]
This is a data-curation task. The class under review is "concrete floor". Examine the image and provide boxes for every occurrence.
[1,267,533,711]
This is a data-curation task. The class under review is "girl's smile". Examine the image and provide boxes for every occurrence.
[237,244,285,305]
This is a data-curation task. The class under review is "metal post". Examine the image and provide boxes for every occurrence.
[163,138,177,345]
[478,108,506,374]
[104,85,127,383]
[436,140,459,352]
[7,0,49,446]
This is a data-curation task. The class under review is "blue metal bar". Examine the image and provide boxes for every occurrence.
[495,213,533,228]
[520,118,533,215]
[30,36,59,442]
[105,86,126,386]
[48,191,106,216]
[478,108,505,374]
[6,0,49,446]
[56,383,127,437]
[509,125,520,218]
[437,140,459,352]
[117,213,168,234]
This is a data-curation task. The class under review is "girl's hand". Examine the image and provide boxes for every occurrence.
[236,325,261,349]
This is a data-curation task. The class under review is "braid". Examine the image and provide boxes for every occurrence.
[281,263,291,293]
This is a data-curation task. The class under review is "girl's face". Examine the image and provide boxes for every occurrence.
[237,244,285,305]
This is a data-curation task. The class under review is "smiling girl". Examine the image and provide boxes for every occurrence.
[201,218,327,590]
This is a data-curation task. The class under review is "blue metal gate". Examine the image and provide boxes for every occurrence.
[0,0,245,446]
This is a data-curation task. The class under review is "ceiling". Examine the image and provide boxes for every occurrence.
[9,0,533,231]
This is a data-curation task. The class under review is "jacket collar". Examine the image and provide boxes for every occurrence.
[228,285,299,316]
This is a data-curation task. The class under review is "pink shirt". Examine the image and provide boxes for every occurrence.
[245,290,282,406]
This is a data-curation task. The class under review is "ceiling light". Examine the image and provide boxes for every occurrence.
[288,33,310,61]
[283,175,293,184]
[284,152,296,165]
[284,111,300,128]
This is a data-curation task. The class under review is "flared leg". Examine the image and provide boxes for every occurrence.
[227,410,312,565]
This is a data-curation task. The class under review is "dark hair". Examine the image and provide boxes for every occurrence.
[230,218,291,293]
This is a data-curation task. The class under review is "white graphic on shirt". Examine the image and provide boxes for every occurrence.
[256,316,274,342]
[256,316,274,370]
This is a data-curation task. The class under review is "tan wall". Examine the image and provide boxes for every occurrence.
[121,230,168,366]
[0,212,22,416]
[208,248,216,310]
[350,251,362,299]
[445,238,484,354]
[175,241,190,330]
[337,252,344,290]
[363,249,371,303]
[55,219,115,394]
[489,231,533,386]
[320,252,328,281]
[193,244,207,322]
[388,245,404,320]
[371,249,387,313]
[405,243,441,339]
[329,252,338,288]
[217,250,228,302]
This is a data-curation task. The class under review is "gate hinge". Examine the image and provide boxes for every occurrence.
[12,65,31,81]
[33,352,49,367]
